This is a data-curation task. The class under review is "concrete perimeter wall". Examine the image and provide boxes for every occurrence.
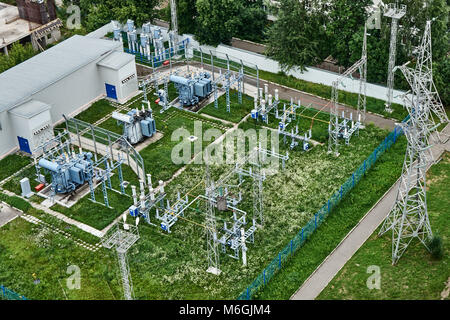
[89,22,407,105]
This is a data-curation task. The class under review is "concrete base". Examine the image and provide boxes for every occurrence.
[206,267,222,275]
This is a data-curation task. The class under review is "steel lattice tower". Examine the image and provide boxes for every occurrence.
[170,0,179,45]
[328,25,367,156]
[102,220,140,299]
[384,2,407,113]
[251,149,264,227]
[205,163,221,275]
[378,21,449,264]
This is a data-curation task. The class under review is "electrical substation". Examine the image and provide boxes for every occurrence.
[0,0,448,302]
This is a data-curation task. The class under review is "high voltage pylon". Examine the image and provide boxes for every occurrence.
[328,25,367,156]
[378,20,449,265]
[170,0,179,45]
[205,162,221,275]
[102,216,140,299]
[384,2,407,113]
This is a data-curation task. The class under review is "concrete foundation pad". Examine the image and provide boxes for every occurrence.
[0,204,20,227]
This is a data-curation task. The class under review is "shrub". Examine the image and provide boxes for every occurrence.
[428,235,444,260]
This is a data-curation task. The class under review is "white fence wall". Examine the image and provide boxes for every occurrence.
[91,22,407,105]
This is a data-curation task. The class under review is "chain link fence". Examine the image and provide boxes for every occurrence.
[237,116,409,300]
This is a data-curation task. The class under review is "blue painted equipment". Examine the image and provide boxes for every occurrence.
[38,152,93,194]
[112,106,156,145]
[169,72,212,106]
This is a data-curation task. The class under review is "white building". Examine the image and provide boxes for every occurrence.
[0,34,138,158]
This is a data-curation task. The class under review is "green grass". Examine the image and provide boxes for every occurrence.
[0,217,120,300]
[74,99,116,124]
[317,152,450,300]
[0,154,32,182]
[254,135,407,299]
[199,90,255,123]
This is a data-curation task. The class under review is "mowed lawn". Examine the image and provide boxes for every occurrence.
[318,152,450,300]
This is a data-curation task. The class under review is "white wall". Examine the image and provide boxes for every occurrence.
[32,60,104,124]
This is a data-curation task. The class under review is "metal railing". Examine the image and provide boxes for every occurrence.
[0,285,27,300]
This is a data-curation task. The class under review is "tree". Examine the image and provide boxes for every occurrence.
[0,43,36,74]
[177,0,198,35]
[64,0,161,32]
[265,0,328,71]
[327,0,372,68]
[235,0,267,42]
[195,0,267,46]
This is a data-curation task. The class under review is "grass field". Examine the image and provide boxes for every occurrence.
[0,120,395,299]
[0,154,32,182]
[254,135,407,299]
[317,152,450,300]
[199,90,255,123]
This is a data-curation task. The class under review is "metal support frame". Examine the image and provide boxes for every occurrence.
[378,21,450,264]
[328,25,367,157]
[384,2,407,113]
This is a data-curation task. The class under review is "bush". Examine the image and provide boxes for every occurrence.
[428,235,444,260]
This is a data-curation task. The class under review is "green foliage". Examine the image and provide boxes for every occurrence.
[0,43,37,74]
[64,0,160,32]
[177,0,198,35]
[428,235,444,260]
[195,0,266,46]
[0,193,32,212]
[327,0,371,68]
[265,0,328,71]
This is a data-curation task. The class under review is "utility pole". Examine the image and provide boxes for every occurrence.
[384,2,406,113]
[205,162,221,275]
[170,0,179,45]
[378,21,449,264]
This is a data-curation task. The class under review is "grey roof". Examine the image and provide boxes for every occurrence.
[97,51,135,70]
[0,35,121,113]
[9,99,51,119]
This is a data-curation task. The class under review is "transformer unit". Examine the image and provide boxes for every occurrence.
[169,72,213,106]
[38,151,94,194]
[112,105,156,145]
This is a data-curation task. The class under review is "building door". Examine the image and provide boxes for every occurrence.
[17,136,31,154]
[105,83,118,100]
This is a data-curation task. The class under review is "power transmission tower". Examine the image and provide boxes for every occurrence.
[205,162,221,275]
[170,0,179,45]
[378,21,449,264]
[384,2,407,113]
[102,217,140,299]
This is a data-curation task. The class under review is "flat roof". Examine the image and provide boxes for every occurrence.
[9,99,51,119]
[0,3,41,49]
[0,35,122,113]
[97,50,135,70]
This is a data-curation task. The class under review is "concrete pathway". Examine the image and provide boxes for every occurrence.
[0,203,19,227]
[291,123,450,300]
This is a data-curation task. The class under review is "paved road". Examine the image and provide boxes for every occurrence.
[291,124,450,300]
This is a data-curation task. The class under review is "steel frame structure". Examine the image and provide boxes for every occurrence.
[384,2,407,113]
[328,25,367,157]
[378,21,449,264]
[102,220,140,300]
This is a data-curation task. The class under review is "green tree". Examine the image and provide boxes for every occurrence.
[177,0,198,35]
[265,0,328,71]
[195,0,266,46]
[327,0,371,67]
[0,43,36,74]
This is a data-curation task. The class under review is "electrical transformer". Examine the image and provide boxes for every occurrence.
[169,72,213,106]
[112,105,156,145]
[38,151,94,194]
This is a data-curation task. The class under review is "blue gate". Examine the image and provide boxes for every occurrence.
[105,83,117,100]
[17,136,31,154]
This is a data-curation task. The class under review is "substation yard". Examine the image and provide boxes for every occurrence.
[0,63,398,299]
